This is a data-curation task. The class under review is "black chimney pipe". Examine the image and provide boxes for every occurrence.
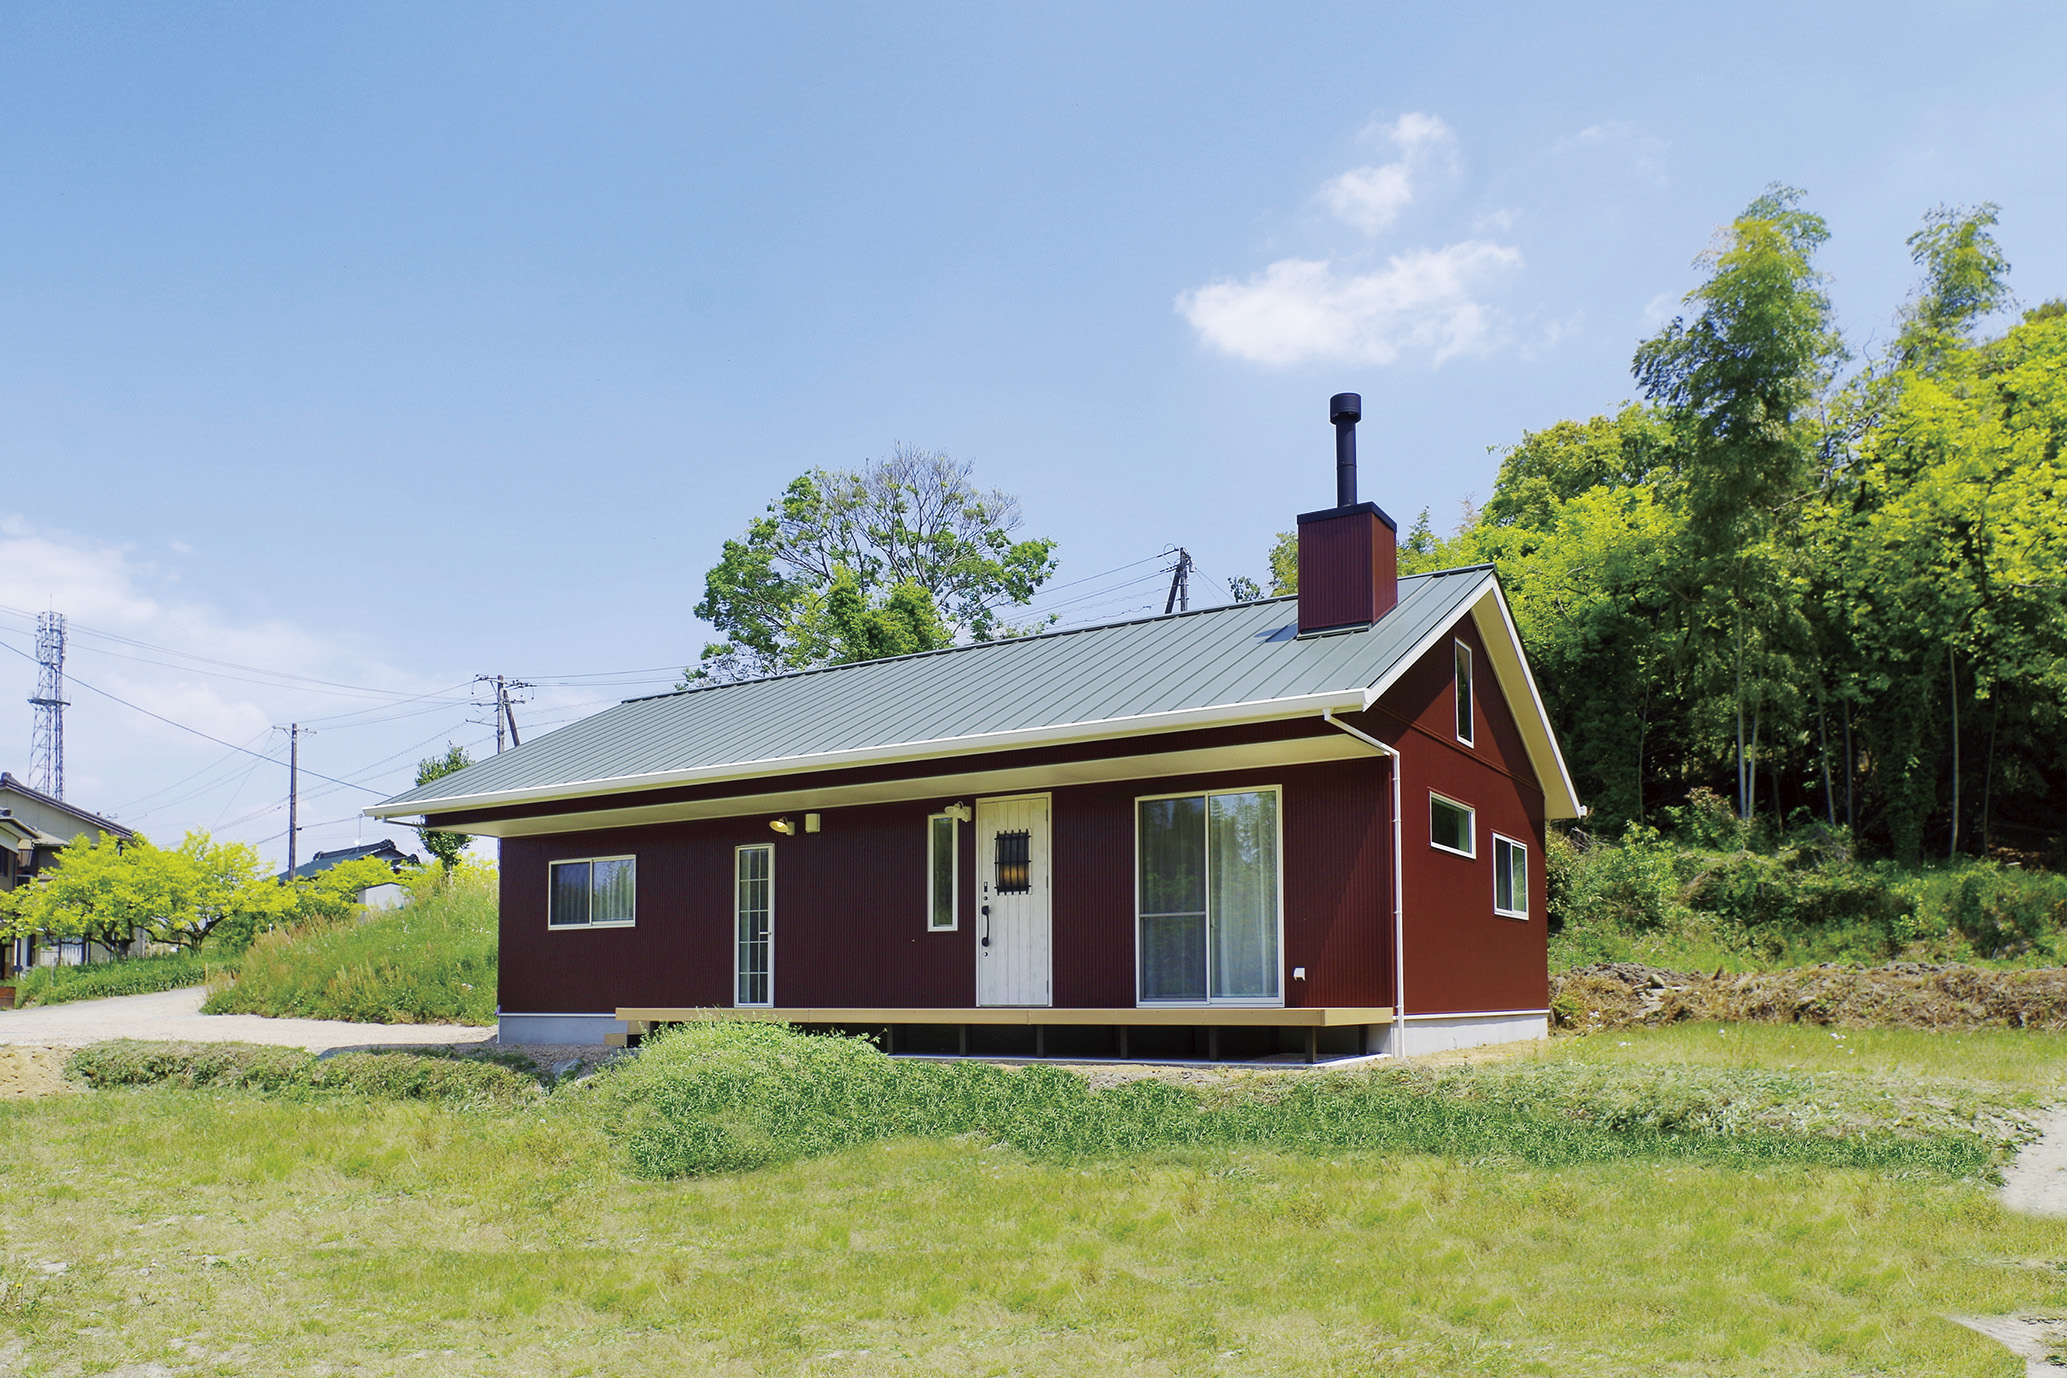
[1330,392,1362,508]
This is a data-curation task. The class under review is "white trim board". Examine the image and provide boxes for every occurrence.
[386,730,1373,838]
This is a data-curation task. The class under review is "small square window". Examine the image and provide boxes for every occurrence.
[549,856,635,928]
[1430,794,1475,858]
[1493,835,1529,918]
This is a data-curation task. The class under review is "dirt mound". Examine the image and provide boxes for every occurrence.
[1552,962,2067,1032]
[0,1046,73,1098]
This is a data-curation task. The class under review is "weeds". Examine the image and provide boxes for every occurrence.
[67,1039,539,1106]
[7,950,218,1007]
[203,863,495,1024]
[593,1020,2015,1180]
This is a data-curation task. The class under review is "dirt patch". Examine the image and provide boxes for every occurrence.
[0,1046,72,1098]
[1554,962,2067,1033]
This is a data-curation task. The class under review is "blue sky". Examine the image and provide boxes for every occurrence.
[2,1,2063,863]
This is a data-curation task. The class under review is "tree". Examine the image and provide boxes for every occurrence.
[415,745,475,872]
[0,830,304,954]
[1633,185,1846,820]
[691,445,1058,681]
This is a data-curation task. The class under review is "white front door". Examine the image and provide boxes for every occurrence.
[976,794,1052,1007]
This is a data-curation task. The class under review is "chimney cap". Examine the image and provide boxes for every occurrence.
[1330,392,1362,424]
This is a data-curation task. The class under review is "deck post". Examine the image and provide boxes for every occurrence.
[1035,1024,1045,1058]
[885,1024,897,1055]
[958,1024,968,1056]
[1116,1025,1128,1060]
[1304,1026,1317,1064]
[1207,1027,1219,1062]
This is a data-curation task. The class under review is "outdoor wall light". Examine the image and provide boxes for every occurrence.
[943,801,973,824]
[768,817,797,835]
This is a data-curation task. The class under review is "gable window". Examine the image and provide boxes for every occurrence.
[1493,834,1529,918]
[548,856,635,928]
[927,814,959,930]
[1455,641,1474,745]
[1430,793,1475,858]
[736,844,773,1006]
[1137,787,1281,1006]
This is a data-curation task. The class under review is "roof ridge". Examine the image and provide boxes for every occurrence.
[630,567,1464,706]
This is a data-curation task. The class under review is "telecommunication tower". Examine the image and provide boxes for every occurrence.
[28,612,67,800]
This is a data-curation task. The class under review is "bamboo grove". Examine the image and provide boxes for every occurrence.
[1361,188,2064,862]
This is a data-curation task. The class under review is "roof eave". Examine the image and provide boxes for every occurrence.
[364,687,1378,822]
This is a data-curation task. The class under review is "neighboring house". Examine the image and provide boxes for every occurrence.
[369,400,1581,1058]
[0,772,136,974]
[279,839,423,910]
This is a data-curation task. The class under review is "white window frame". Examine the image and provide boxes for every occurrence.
[1133,783,1285,1009]
[1492,832,1529,920]
[926,813,959,931]
[1429,792,1477,859]
[735,843,774,1008]
[546,854,636,929]
[1454,640,1475,746]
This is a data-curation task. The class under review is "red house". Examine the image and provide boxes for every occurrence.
[369,397,1581,1060]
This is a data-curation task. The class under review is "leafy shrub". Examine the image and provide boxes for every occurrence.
[591,1020,1996,1180]
[1548,815,2067,969]
[203,862,496,1024]
[67,1039,539,1105]
[9,951,222,1008]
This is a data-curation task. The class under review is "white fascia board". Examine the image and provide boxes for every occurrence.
[362,687,1376,822]
[1469,583,1583,819]
[1359,571,1582,820]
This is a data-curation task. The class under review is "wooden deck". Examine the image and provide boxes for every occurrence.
[618,1005,1392,1028]
[611,1005,1394,1062]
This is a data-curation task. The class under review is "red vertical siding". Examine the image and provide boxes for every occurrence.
[499,756,1396,1015]
[1295,505,1397,631]
[1375,614,1550,1017]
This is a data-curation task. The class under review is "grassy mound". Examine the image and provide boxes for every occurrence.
[67,1039,539,1105]
[7,950,218,1007]
[202,866,495,1025]
[593,1020,2015,1180]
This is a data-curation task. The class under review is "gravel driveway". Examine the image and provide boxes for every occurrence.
[0,986,495,1054]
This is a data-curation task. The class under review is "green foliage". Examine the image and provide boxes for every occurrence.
[691,445,1058,681]
[413,743,474,871]
[1547,819,2067,969]
[66,1039,538,1105]
[203,859,497,1025]
[1271,190,2065,859]
[0,830,306,953]
[7,950,219,1007]
[595,1019,1996,1182]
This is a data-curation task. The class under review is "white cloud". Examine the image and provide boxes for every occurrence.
[1318,112,1457,234]
[1178,242,1523,367]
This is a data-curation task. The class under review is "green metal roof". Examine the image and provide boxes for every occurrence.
[370,567,1555,819]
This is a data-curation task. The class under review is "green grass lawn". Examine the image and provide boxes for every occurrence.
[1534,1021,2067,1091]
[2,1024,2063,1375]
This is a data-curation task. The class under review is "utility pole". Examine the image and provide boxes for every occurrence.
[28,612,67,800]
[474,675,531,754]
[277,723,315,877]
[1162,548,1193,615]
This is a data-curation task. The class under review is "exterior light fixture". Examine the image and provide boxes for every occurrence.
[944,801,973,824]
[769,817,797,835]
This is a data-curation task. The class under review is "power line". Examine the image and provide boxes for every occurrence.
[0,635,389,796]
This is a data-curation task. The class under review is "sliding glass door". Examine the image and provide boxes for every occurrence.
[1136,787,1281,1005]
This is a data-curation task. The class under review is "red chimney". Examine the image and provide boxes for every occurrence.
[1297,393,1398,634]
